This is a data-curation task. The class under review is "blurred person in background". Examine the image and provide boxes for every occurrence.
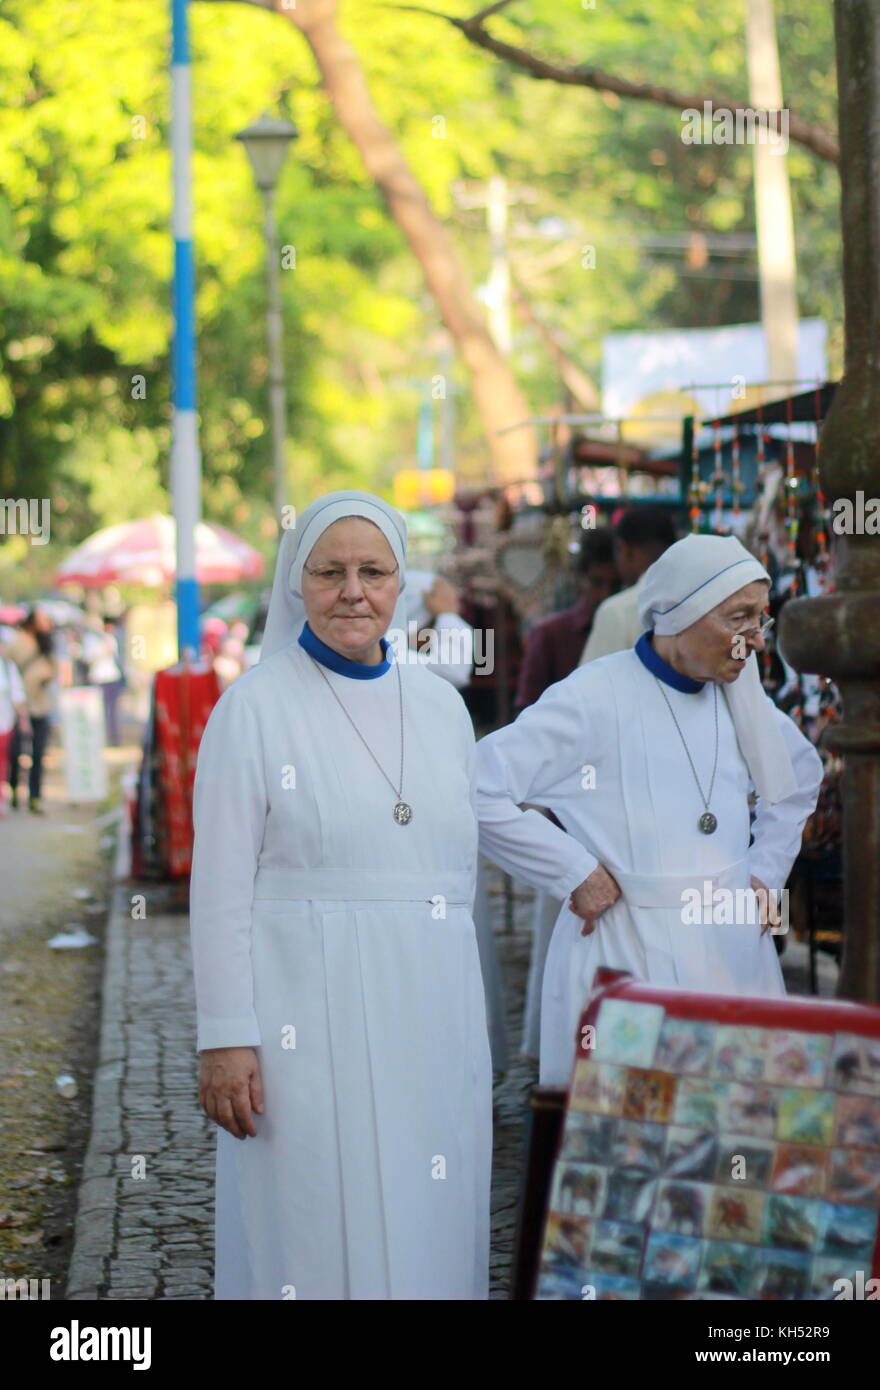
[579,506,678,664]
[50,622,77,689]
[215,620,249,686]
[515,527,618,711]
[5,607,54,814]
[200,617,230,688]
[209,628,245,692]
[66,624,90,686]
[0,646,30,817]
[82,614,126,747]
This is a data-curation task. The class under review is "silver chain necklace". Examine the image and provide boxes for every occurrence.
[309,655,413,825]
[653,677,719,834]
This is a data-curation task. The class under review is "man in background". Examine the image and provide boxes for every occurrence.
[516,527,617,710]
[579,506,677,664]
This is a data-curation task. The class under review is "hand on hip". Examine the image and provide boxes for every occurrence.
[569,865,622,937]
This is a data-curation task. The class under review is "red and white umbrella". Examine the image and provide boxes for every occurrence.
[54,514,265,588]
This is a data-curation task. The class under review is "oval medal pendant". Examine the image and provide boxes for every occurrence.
[393,801,413,826]
[698,811,718,834]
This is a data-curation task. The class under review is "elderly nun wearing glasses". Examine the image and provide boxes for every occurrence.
[475,534,824,1088]
[189,491,492,1300]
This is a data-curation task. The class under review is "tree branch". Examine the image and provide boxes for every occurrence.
[388,4,839,165]
[469,0,516,22]
[198,0,276,8]
[511,277,599,411]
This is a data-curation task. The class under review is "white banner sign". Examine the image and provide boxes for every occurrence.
[58,686,108,802]
[602,317,828,422]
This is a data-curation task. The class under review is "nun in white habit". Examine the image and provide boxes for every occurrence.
[475,535,824,1087]
[189,491,492,1299]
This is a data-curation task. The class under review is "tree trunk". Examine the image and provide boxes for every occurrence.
[210,0,539,485]
[781,0,880,1002]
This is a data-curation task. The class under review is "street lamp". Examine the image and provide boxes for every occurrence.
[235,111,299,530]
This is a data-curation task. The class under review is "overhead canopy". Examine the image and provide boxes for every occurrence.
[713,382,838,426]
[54,514,266,589]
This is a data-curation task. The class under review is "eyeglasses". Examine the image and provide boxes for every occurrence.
[717,614,775,641]
[303,563,400,591]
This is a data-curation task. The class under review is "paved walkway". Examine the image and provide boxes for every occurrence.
[0,743,115,940]
[65,851,216,1300]
[0,725,143,1293]
[65,845,537,1300]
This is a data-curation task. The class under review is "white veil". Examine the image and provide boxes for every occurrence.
[637,534,798,803]
[259,491,408,663]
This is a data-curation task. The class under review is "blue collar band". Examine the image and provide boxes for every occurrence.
[635,630,705,693]
[299,621,391,679]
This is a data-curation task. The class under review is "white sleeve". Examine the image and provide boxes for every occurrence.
[189,688,268,1052]
[748,703,824,891]
[474,676,598,897]
[462,702,482,914]
[418,612,475,689]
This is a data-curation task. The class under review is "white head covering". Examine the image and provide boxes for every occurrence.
[637,534,798,803]
[259,490,407,663]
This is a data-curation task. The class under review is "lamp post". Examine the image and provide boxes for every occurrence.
[170,0,201,662]
[235,112,299,530]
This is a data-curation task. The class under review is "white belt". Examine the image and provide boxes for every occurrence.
[612,857,750,909]
[252,866,473,905]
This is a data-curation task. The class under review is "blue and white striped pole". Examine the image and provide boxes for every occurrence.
[171,0,201,662]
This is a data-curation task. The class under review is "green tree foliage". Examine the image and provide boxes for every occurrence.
[441,0,841,398]
[0,0,841,582]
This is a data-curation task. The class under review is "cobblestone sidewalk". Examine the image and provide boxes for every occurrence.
[65,867,217,1300]
[66,843,536,1301]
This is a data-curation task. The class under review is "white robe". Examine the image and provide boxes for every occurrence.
[522,888,562,1060]
[471,855,510,1072]
[189,641,492,1300]
[475,650,824,1087]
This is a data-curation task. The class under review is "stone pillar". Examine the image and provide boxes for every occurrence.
[780,1,880,1000]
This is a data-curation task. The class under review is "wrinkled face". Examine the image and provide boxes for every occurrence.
[675,580,771,684]
[301,517,400,661]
